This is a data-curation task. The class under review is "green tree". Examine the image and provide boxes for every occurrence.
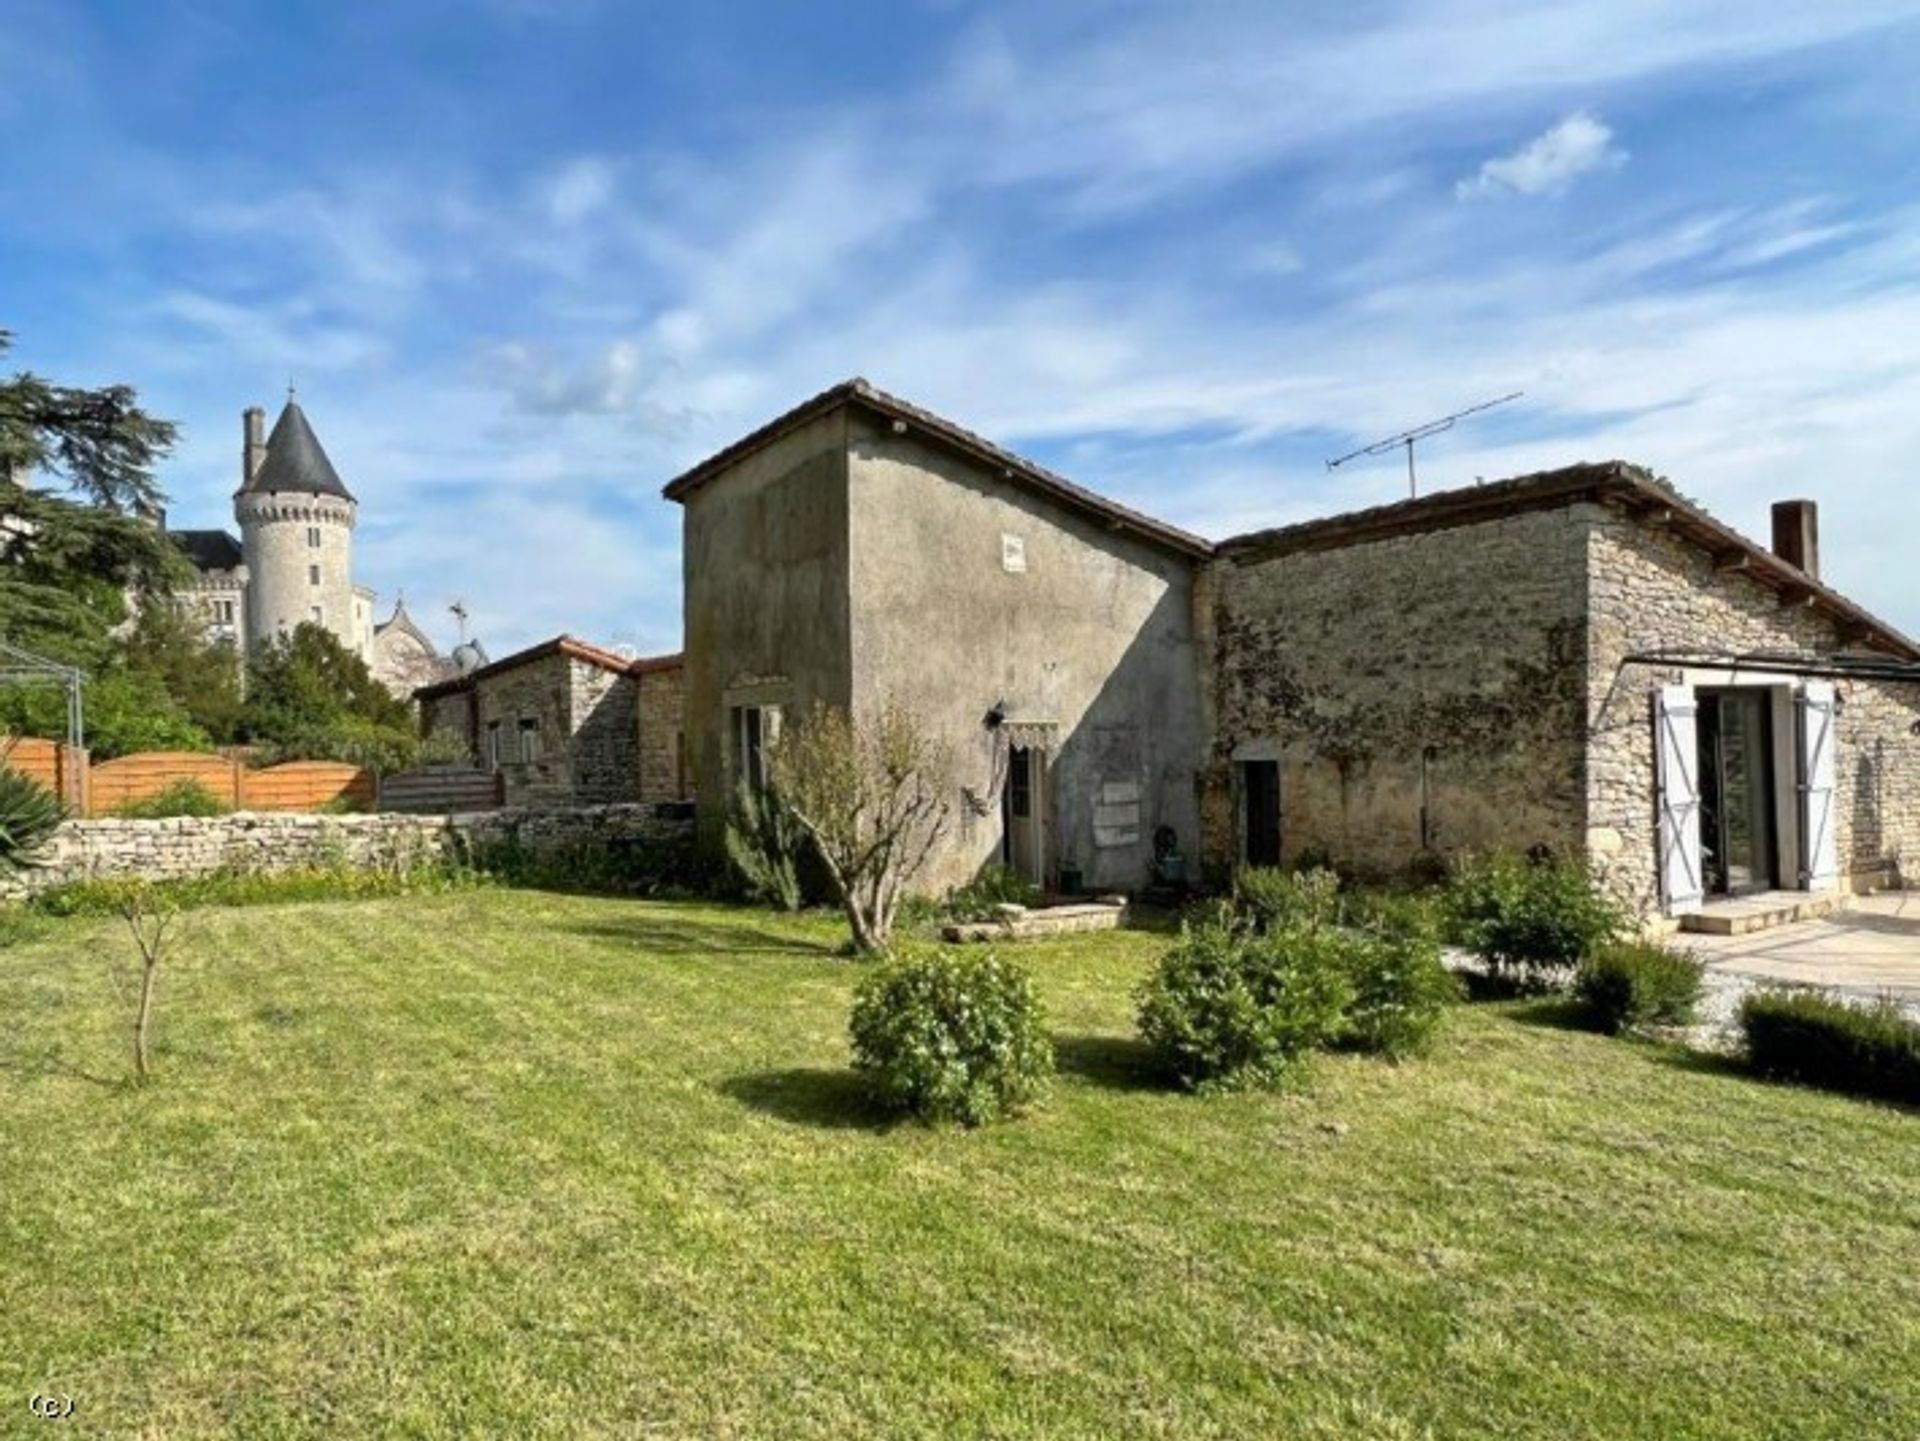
[242,624,419,770]
[125,601,245,744]
[0,329,177,513]
[0,330,202,756]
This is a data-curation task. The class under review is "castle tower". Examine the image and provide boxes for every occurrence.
[235,398,366,658]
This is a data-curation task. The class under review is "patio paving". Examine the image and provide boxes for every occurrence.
[1683,892,1920,1003]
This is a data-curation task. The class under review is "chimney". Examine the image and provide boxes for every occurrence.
[1770,499,1819,580]
[243,406,266,484]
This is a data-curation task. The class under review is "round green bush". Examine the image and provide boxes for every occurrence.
[1446,852,1622,988]
[1231,865,1341,934]
[1574,942,1704,1034]
[1337,925,1459,1060]
[848,949,1054,1125]
[1136,921,1354,1092]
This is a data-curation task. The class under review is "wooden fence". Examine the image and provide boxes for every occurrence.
[1,736,86,812]
[1,738,519,817]
[2,738,376,816]
[376,765,504,814]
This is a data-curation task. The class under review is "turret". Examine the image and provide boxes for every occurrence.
[235,398,365,658]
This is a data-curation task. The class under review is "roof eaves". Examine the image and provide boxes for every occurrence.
[660,378,1214,560]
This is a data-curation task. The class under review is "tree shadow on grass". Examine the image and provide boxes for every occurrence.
[1052,1033,1171,1093]
[1503,997,1595,1033]
[718,1068,897,1132]
[1646,1045,1751,1081]
[558,917,840,959]
[0,1046,123,1089]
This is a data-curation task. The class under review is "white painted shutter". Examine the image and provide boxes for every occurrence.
[1654,686,1704,914]
[1797,681,1839,891]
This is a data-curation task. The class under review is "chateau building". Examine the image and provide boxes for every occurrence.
[169,399,467,697]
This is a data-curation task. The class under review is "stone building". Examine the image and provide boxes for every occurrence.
[665,379,1209,896]
[669,380,1920,921]
[416,636,687,808]
[168,398,462,697]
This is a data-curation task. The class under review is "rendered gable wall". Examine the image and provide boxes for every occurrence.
[844,412,1204,893]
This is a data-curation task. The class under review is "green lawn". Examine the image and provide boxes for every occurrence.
[1,892,1914,1440]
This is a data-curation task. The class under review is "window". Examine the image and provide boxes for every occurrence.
[518,718,542,763]
[485,720,503,771]
[212,598,235,625]
[730,705,780,792]
[310,605,323,625]
[308,564,321,586]
[306,526,321,548]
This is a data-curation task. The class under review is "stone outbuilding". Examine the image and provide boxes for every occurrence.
[416,636,688,809]
[664,378,1209,896]
[667,380,1920,921]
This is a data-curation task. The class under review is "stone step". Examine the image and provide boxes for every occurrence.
[1679,891,1850,936]
[943,900,1128,944]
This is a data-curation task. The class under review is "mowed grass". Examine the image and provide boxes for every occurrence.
[1,892,1915,1440]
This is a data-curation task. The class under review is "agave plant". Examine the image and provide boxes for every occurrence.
[0,764,65,872]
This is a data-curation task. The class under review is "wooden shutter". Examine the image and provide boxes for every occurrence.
[1654,686,1704,914]
[1797,681,1839,890]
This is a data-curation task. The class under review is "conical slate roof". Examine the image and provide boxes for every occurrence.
[241,400,355,502]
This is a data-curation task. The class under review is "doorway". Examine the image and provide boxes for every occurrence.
[1001,745,1048,888]
[1697,688,1779,896]
[1240,760,1281,868]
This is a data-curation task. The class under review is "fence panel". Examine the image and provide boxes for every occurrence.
[1,736,86,812]
[87,751,241,814]
[378,765,503,814]
[241,761,375,812]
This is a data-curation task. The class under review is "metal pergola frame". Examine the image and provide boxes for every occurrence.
[0,637,85,751]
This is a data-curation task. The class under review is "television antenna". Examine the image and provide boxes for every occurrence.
[449,598,471,644]
[1326,391,1523,499]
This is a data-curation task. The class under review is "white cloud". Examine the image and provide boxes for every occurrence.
[1456,111,1627,199]
[540,157,616,227]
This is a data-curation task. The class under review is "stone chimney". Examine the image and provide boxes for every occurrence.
[1770,499,1819,579]
[243,406,266,484]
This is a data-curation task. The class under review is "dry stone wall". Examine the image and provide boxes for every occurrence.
[0,804,692,900]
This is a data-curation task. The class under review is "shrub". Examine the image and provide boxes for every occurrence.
[945,863,1042,922]
[1135,920,1354,1092]
[1232,865,1340,934]
[1447,852,1621,988]
[724,782,805,911]
[1574,942,1705,1034]
[849,949,1053,1125]
[0,763,64,872]
[113,778,229,819]
[30,860,490,916]
[1337,926,1458,1060]
[1340,887,1444,944]
[460,829,710,898]
[1739,991,1920,1104]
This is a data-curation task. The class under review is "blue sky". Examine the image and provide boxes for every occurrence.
[4,1,1919,656]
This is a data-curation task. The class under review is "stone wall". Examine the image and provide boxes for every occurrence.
[635,663,688,801]
[1203,507,1591,880]
[570,660,640,805]
[1585,512,1920,910]
[474,651,576,807]
[0,804,693,900]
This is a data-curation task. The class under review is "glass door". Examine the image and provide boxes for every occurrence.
[1697,690,1778,896]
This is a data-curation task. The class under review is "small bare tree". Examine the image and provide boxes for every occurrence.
[767,700,953,955]
[111,881,178,1083]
